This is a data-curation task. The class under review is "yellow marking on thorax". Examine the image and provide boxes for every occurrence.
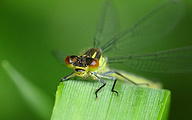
[91,52,97,58]
[95,55,107,74]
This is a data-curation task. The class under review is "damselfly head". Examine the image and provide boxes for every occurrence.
[65,54,99,77]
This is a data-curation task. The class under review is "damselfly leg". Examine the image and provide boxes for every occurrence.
[61,72,75,82]
[92,70,149,98]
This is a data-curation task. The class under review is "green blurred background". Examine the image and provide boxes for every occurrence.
[0,0,191,119]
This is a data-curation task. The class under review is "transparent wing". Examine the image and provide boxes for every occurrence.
[99,0,184,56]
[108,46,192,73]
[94,0,120,48]
[52,51,69,65]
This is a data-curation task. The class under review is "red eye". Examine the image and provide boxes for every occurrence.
[65,55,77,68]
[88,59,99,71]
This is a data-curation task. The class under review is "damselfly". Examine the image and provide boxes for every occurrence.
[54,0,192,98]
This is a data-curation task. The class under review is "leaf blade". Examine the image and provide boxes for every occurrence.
[51,79,170,120]
[2,60,53,119]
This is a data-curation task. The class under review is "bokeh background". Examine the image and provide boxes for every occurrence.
[0,0,191,119]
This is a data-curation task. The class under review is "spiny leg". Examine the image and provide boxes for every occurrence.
[92,72,106,99]
[97,72,119,95]
[101,75,118,95]
[95,79,106,99]
[61,72,75,82]
[101,70,149,86]
[114,71,149,86]
[111,79,118,95]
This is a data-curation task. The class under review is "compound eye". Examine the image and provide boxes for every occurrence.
[65,55,77,68]
[88,58,99,71]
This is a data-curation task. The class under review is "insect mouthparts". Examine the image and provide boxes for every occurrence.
[75,69,85,72]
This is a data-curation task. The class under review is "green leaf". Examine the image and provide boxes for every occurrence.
[2,60,53,119]
[51,79,170,120]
